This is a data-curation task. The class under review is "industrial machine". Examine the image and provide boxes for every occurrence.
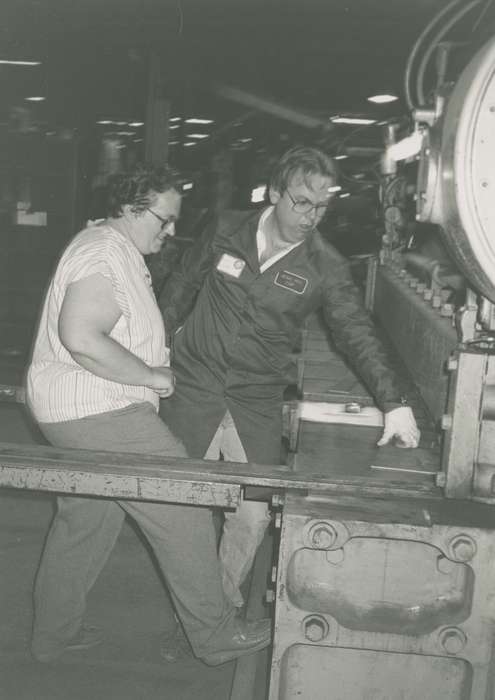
[269,5,495,698]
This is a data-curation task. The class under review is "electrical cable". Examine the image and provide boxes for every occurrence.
[471,0,494,32]
[416,0,483,106]
[176,0,184,35]
[404,0,464,110]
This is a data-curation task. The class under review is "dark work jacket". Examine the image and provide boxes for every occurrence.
[159,209,405,463]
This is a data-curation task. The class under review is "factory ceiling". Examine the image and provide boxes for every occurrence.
[1,0,494,153]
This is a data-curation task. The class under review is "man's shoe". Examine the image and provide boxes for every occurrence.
[33,624,103,662]
[201,618,271,666]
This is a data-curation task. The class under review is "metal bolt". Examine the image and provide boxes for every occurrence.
[441,415,452,431]
[482,181,489,188]
[449,534,477,562]
[440,627,467,655]
[309,523,337,549]
[303,616,329,643]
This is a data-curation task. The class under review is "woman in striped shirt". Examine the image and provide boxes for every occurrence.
[27,163,270,666]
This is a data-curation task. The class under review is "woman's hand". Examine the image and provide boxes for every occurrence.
[147,366,176,398]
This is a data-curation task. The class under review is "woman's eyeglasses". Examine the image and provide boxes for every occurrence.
[147,208,175,231]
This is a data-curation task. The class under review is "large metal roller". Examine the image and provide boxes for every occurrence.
[438,37,495,302]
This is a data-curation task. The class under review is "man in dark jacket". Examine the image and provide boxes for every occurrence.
[159,146,420,607]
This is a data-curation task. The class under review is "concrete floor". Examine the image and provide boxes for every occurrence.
[0,403,237,700]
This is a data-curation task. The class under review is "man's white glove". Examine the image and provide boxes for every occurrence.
[377,406,420,449]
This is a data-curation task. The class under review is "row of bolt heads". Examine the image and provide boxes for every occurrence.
[388,262,455,318]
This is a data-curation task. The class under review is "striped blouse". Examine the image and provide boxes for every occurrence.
[27,222,168,423]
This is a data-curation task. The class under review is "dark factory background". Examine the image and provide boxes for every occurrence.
[0,0,492,367]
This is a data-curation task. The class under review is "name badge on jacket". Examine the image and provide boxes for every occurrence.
[274,270,308,294]
[216,253,246,278]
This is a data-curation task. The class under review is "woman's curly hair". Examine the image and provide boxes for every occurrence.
[106,163,180,217]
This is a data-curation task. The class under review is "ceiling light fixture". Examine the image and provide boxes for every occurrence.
[331,116,377,125]
[339,192,351,198]
[170,117,181,122]
[25,96,45,102]
[0,59,41,66]
[185,118,214,125]
[128,121,144,127]
[97,120,113,125]
[330,116,376,125]
[328,185,342,193]
[184,142,197,147]
[186,133,209,139]
[169,125,180,130]
[251,186,267,203]
[183,183,194,191]
[334,155,348,160]
[367,94,398,104]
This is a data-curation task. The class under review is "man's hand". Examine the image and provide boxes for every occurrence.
[377,406,420,449]
[148,366,176,398]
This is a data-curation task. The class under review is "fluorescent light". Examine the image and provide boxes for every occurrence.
[182,183,194,191]
[184,142,197,147]
[339,192,351,198]
[251,185,267,203]
[170,117,181,122]
[185,118,214,125]
[328,185,342,193]
[169,125,180,130]
[25,96,45,102]
[0,59,41,66]
[97,120,113,125]
[367,94,398,104]
[330,116,376,125]
[239,138,253,143]
[334,154,348,160]
[168,141,179,145]
[186,133,209,139]
[128,121,144,127]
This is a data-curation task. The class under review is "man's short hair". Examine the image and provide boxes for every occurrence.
[107,163,180,217]
[270,146,338,193]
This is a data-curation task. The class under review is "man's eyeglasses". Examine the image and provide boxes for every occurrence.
[147,208,175,231]
[285,189,330,217]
